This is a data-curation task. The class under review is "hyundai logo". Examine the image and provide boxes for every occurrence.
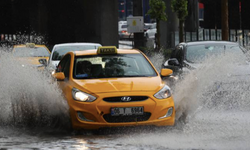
[121,96,132,102]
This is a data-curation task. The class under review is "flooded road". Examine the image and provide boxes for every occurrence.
[1,45,250,150]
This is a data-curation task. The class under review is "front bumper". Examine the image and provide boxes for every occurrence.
[68,92,175,130]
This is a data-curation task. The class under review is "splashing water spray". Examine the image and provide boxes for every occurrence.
[0,46,70,129]
[118,50,250,149]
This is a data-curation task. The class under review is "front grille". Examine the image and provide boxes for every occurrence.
[103,112,151,123]
[103,96,148,102]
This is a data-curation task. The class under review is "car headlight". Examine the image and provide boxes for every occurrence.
[72,88,96,102]
[47,65,56,75]
[154,85,171,99]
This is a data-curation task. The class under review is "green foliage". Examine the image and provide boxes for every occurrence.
[171,0,188,21]
[147,0,167,51]
[147,0,167,21]
[160,48,172,59]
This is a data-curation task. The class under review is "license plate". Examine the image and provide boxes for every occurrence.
[110,107,144,116]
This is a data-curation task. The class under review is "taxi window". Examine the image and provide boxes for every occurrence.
[13,47,50,57]
[57,54,71,78]
[73,54,157,79]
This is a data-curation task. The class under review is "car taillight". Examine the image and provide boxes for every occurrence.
[121,30,127,33]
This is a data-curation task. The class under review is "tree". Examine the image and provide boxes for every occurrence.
[147,0,167,51]
[171,0,188,43]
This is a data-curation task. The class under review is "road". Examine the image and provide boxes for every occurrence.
[1,44,250,150]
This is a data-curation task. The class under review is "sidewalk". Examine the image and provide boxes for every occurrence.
[119,40,133,49]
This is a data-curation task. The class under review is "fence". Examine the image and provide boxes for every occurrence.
[175,29,250,48]
[0,34,45,48]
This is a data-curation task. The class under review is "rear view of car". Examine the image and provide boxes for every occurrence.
[144,23,156,39]
[119,24,134,40]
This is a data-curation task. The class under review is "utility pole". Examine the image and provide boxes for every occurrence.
[221,0,229,41]
[133,0,144,49]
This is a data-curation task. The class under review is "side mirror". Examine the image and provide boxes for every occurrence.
[39,58,47,66]
[160,68,173,77]
[53,72,65,81]
[167,58,180,66]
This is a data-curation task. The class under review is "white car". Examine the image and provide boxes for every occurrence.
[144,23,156,39]
[47,43,102,70]
[118,23,134,39]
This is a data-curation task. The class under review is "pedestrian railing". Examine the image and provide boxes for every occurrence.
[174,29,250,49]
[0,34,45,47]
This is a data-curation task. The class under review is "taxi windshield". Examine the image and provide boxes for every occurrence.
[13,47,50,57]
[73,54,157,79]
[52,45,100,61]
[186,44,246,63]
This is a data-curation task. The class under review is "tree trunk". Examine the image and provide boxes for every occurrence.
[155,19,161,51]
[179,20,184,43]
[221,0,229,41]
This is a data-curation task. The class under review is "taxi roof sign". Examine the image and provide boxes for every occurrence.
[26,43,36,48]
[97,46,117,54]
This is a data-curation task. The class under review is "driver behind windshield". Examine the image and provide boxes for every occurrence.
[76,60,92,78]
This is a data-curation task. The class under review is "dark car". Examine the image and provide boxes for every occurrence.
[162,41,250,83]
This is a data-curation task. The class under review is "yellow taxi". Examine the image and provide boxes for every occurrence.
[12,43,50,69]
[53,46,175,130]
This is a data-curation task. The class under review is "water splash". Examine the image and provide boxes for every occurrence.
[148,52,165,72]
[174,52,250,121]
[0,48,69,128]
[118,51,250,149]
[1,43,250,149]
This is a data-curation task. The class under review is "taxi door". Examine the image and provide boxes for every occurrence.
[56,54,73,100]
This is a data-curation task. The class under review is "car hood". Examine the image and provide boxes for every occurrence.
[74,77,163,94]
[184,60,250,77]
[227,64,250,77]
